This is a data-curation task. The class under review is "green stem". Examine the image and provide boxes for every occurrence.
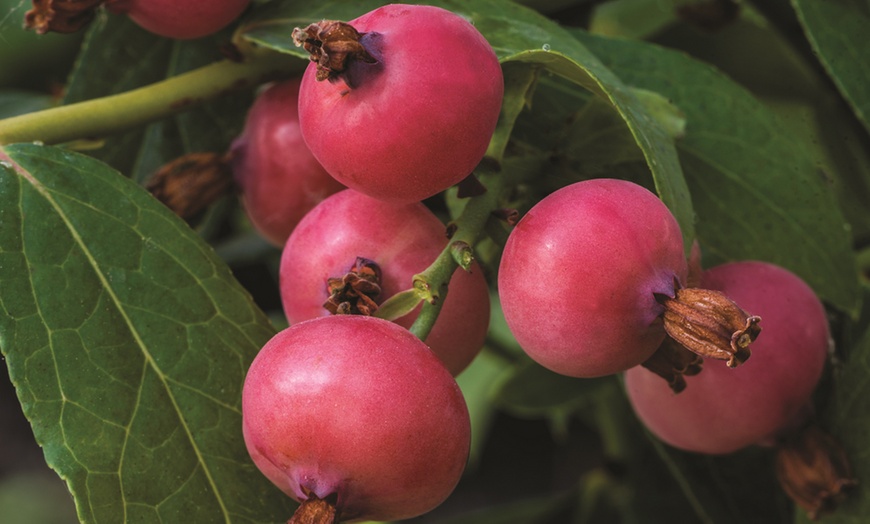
[0,49,302,146]
[408,167,506,341]
[407,66,540,342]
[409,294,447,342]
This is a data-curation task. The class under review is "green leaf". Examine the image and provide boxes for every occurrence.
[574,30,860,315]
[373,288,423,322]
[510,77,662,187]
[63,13,254,182]
[799,283,870,522]
[432,490,574,524]
[239,0,696,252]
[0,143,295,523]
[456,349,511,467]
[650,9,870,285]
[0,0,83,89]
[0,90,54,119]
[649,440,792,524]
[588,0,681,39]
[494,361,612,419]
[791,0,870,135]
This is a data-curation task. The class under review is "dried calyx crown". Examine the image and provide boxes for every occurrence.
[145,152,235,221]
[775,424,857,520]
[25,0,105,34]
[292,20,378,85]
[643,278,762,393]
[323,257,382,316]
[288,492,340,524]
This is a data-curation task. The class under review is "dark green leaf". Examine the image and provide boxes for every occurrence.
[63,13,254,182]
[0,0,83,89]
[649,440,792,524]
[604,376,791,524]
[574,30,860,314]
[0,90,54,119]
[239,0,696,252]
[432,491,574,524]
[0,143,294,523]
[494,360,613,418]
[456,349,511,466]
[514,0,598,15]
[792,0,870,135]
[652,10,870,245]
[512,78,658,187]
[799,283,870,523]
[588,0,681,39]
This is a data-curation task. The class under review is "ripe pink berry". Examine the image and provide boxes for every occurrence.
[231,79,344,246]
[279,189,490,375]
[107,0,250,40]
[625,261,830,454]
[497,178,688,377]
[242,315,471,522]
[296,4,504,203]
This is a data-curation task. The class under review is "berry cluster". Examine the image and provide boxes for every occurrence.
[225,4,849,523]
[9,0,859,522]
[238,5,502,523]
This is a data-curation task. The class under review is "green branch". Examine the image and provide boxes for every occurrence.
[409,168,506,341]
[0,49,302,146]
[407,65,539,342]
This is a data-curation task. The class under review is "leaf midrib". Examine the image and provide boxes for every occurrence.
[5,147,233,524]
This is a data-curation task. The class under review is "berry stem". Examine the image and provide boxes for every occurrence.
[407,69,536,342]
[0,48,301,146]
[485,64,539,166]
[409,165,504,341]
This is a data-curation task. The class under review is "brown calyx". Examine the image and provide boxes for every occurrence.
[657,285,760,367]
[25,0,104,34]
[292,20,378,84]
[641,337,704,394]
[145,152,235,221]
[288,495,340,524]
[775,424,857,520]
[323,257,382,315]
